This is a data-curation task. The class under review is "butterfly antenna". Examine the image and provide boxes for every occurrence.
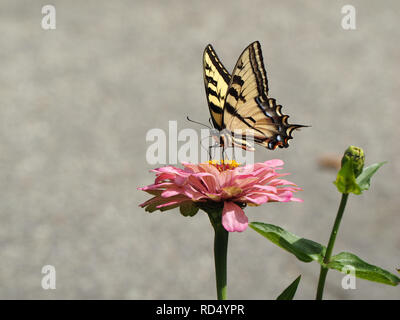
[186,116,211,129]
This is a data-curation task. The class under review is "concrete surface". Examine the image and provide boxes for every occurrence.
[0,0,399,299]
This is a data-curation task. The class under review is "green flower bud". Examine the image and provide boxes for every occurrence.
[334,146,365,194]
[341,146,365,178]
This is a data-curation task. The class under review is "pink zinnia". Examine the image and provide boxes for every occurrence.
[139,160,302,232]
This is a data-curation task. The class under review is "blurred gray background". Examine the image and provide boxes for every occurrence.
[0,0,399,299]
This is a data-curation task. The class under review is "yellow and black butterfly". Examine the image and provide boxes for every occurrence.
[203,41,306,151]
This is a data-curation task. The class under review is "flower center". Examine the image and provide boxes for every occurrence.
[208,160,240,171]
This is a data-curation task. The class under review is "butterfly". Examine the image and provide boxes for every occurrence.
[203,41,306,151]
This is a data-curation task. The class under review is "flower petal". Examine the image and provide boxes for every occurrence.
[264,159,284,167]
[194,172,218,193]
[222,186,242,198]
[241,194,269,205]
[290,197,304,202]
[181,162,202,173]
[222,202,248,232]
[161,187,183,198]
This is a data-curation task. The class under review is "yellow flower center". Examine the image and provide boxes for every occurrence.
[208,160,240,171]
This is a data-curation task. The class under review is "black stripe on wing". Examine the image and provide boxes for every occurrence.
[204,44,231,85]
[248,41,269,98]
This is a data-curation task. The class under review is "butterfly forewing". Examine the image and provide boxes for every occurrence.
[203,44,231,130]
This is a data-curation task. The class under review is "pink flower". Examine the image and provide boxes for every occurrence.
[139,160,302,232]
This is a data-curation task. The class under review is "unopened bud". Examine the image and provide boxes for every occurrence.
[341,146,365,178]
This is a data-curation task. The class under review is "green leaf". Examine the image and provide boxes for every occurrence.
[334,160,361,195]
[356,162,386,192]
[277,275,301,300]
[179,202,199,217]
[249,222,326,263]
[251,222,399,287]
[327,252,400,286]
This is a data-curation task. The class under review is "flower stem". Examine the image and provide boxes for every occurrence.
[213,222,228,300]
[206,207,229,300]
[316,193,349,300]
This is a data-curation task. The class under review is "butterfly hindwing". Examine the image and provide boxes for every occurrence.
[203,44,231,130]
[222,41,305,150]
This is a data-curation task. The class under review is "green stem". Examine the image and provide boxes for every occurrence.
[213,222,228,300]
[316,266,329,300]
[316,193,349,300]
[206,207,229,300]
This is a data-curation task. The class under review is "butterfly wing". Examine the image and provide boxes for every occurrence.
[203,44,231,130]
[223,41,305,150]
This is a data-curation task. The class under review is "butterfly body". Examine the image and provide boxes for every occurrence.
[203,41,306,151]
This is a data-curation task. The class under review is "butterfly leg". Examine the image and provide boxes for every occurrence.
[223,145,233,163]
[209,143,218,161]
[208,140,222,161]
[222,145,236,162]
[199,133,219,161]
